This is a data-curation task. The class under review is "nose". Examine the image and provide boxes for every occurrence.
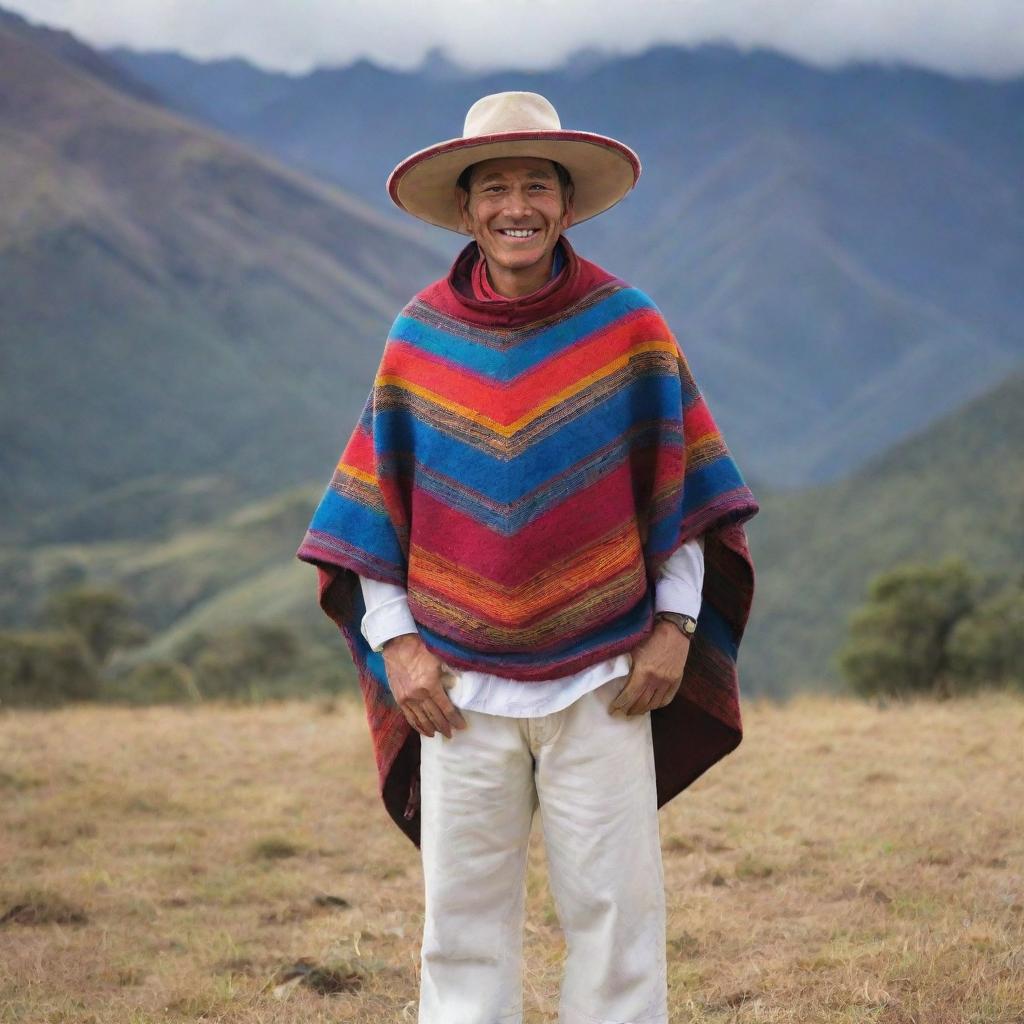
[502,184,532,219]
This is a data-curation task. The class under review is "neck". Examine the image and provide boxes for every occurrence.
[483,251,555,298]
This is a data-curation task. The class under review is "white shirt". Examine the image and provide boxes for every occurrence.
[358,536,704,718]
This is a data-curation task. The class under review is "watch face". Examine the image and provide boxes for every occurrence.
[684,619,697,634]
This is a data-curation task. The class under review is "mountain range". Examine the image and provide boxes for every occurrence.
[107,38,1024,488]
[2,6,1022,697]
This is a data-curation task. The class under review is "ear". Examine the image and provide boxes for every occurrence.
[455,186,472,232]
[560,188,576,231]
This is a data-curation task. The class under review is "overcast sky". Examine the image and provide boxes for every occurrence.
[9,0,1024,79]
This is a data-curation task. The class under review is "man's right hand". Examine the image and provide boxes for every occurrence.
[381,633,468,738]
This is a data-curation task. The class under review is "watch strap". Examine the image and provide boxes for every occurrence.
[654,611,698,637]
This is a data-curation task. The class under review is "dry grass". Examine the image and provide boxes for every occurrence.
[1,691,1022,1023]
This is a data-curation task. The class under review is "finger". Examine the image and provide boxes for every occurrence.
[432,683,468,732]
[609,677,646,714]
[402,702,434,738]
[634,684,673,714]
[654,681,682,709]
[624,685,659,716]
[419,698,454,739]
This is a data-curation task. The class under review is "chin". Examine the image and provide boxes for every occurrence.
[497,249,548,267]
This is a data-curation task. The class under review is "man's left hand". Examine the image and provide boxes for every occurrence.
[609,619,692,716]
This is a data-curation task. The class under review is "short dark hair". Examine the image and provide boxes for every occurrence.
[456,160,574,197]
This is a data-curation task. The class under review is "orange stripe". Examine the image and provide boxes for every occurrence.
[378,339,677,437]
[407,521,644,623]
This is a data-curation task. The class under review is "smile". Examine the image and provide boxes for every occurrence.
[498,228,540,238]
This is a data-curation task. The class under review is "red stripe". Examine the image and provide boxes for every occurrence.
[684,397,718,438]
[339,424,375,475]
[381,309,666,424]
[407,459,640,585]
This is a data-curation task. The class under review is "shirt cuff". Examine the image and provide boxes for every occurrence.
[358,576,419,653]
[654,535,705,619]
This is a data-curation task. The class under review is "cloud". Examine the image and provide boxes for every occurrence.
[12,0,1024,79]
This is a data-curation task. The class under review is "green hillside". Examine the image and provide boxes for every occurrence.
[743,369,1024,695]
[0,20,444,542]
[2,372,1020,700]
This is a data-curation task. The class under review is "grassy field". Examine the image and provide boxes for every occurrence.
[1,691,1022,1023]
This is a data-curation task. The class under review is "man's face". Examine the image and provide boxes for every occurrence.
[456,156,574,280]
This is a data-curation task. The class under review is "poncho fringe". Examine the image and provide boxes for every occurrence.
[297,237,759,846]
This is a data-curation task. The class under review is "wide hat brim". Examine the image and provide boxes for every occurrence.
[387,130,641,234]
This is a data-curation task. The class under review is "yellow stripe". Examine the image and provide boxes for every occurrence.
[335,462,377,486]
[378,339,676,438]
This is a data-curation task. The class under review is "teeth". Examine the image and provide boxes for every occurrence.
[501,229,537,237]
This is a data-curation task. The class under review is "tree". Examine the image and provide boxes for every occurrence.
[0,630,100,707]
[186,623,300,700]
[837,559,978,698]
[947,583,1024,691]
[42,586,149,664]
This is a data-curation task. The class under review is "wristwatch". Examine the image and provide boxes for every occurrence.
[654,611,698,638]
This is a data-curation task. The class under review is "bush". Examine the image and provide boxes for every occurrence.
[101,660,201,705]
[0,630,100,707]
[837,559,978,698]
[186,623,300,700]
[948,585,1024,690]
[42,586,149,664]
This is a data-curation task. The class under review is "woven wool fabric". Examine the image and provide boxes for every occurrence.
[296,235,760,846]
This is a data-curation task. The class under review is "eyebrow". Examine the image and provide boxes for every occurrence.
[475,169,554,185]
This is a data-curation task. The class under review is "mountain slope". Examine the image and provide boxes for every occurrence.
[745,369,1024,695]
[0,17,445,540]
[4,369,1019,698]
[108,42,1024,486]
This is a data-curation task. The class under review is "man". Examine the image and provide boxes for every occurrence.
[297,92,759,1024]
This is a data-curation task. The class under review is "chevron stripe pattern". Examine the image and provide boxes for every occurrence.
[297,240,759,845]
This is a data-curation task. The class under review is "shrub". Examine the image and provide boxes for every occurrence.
[947,584,1024,690]
[187,623,300,700]
[837,559,978,698]
[0,630,100,707]
[101,660,201,705]
[42,586,149,664]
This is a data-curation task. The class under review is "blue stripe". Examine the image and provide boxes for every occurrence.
[412,422,668,535]
[375,372,683,504]
[389,287,659,380]
[646,457,750,553]
[309,486,405,569]
[697,600,738,661]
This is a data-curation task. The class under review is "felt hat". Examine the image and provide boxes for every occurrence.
[386,91,641,234]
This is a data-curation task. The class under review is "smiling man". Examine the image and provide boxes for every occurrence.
[297,92,760,1024]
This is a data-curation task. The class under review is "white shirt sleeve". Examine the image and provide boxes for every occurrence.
[358,575,419,653]
[654,534,705,619]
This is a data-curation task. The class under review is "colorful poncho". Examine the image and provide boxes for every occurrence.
[296,235,759,847]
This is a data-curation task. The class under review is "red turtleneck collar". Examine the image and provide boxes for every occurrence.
[417,234,618,329]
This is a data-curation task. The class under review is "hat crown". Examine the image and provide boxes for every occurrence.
[463,92,562,139]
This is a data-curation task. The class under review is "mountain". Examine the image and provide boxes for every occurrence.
[0,11,446,541]
[744,368,1024,695]
[106,42,1024,487]
[0,6,164,106]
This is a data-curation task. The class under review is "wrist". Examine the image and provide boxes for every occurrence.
[381,632,419,653]
[654,611,697,640]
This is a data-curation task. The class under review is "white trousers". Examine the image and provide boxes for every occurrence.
[418,675,668,1024]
